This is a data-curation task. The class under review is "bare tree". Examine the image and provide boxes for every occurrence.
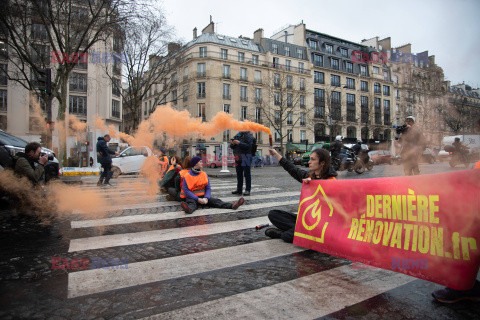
[0,0,139,161]
[255,71,312,155]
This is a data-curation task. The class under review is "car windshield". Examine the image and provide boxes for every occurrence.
[0,131,28,147]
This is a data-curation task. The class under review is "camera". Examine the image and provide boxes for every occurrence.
[40,152,54,161]
[395,124,408,135]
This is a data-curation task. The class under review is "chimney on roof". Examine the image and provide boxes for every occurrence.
[202,18,214,34]
[254,28,264,43]
[193,27,197,39]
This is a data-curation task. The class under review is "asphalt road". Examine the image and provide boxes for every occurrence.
[0,161,478,319]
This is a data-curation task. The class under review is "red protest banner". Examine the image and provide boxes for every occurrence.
[293,169,480,290]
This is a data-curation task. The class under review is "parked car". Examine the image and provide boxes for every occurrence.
[111,146,153,178]
[0,130,60,181]
[202,154,235,168]
[369,150,394,165]
[293,157,302,165]
[421,148,436,164]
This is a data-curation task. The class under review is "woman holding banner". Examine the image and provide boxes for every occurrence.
[264,148,337,243]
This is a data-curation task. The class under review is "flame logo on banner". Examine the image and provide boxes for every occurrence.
[296,184,334,243]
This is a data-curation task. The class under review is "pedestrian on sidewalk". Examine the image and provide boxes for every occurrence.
[231,131,254,196]
[96,134,119,187]
[264,148,337,243]
[180,156,244,214]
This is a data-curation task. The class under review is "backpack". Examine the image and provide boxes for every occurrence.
[251,136,257,156]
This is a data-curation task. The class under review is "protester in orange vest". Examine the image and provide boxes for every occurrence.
[160,156,182,189]
[264,148,337,243]
[475,161,480,169]
[180,156,244,214]
[166,156,191,201]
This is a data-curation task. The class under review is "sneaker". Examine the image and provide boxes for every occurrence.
[265,228,282,239]
[166,194,175,201]
[181,202,193,214]
[97,181,104,186]
[243,191,250,196]
[103,182,114,187]
[432,281,480,303]
[231,190,242,195]
[231,197,244,210]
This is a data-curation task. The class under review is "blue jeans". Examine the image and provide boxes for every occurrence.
[235,154,252,192]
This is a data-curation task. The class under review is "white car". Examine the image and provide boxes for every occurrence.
[111,146,153,178]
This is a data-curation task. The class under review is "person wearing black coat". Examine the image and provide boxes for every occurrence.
[230,131,254,196]
[96,134,119,186]
[265,147,337,243]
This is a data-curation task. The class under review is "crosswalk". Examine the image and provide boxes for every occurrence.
[64,175,421,319]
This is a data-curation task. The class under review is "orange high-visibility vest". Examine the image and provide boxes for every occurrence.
[178,169,189,190]
[180,171,208,198]
[475,161,480,169]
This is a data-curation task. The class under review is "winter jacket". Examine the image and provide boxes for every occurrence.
[96,137,116,164]
[14,152,45,184]
[399,125,426,160]
[182,169,212,201]
[279,157,337,183]
[231,131,254,156]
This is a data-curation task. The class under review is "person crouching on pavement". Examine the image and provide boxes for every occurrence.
[166,156,192,202]
[265,148,337,243]
[180,156,245,214]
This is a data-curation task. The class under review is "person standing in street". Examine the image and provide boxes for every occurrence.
[96,134,119,186]
[230,131,254,196]
[398,116,425,176]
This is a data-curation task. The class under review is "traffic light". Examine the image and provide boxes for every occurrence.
[85,141,89,146]
[37,68,52,95]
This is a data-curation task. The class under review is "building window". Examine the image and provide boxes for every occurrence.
[221,48,228,59]
[300,130,306,142]
[313,53,323,67]
[347,127,356,139]
[340,48,348,57]
[172,90,177,104]
[309,40,317,50]
[300,113,306,126]
[31,23,48,41]
[238,52,245,62]
[69,95,87,116]
[184,67,188,80]
[240,86,248,101]
[199,47,207,57]
[392,75,398,83]
[373,66,379,74]
[223,104,230,113]
[331,74,340,87]
[275,129,280,142]
[0,90,7,111]
[287,93,293,107]
[360,65,367,76]
[252,54,259,65]
[255,107,262,123]
[240,67,247,81]
[396,89,400,99]
[112,78,121,96]
[314,104,324,119]
[272,43,278,54]
[299,78,305,91]
[285,46,290,56]
[361,81,368,92]
[112,100,120,118]
[331,58,339,70]
[287,75,292,89]
[346,77,355,89]
[287,111,293,125]
[325,44,333,54]
[0,65,7,85]
[298,62,304,73]
[171,72,178,85]
[374,82,381,94]
[314,71,324,84]
[197,82,206,98]
[347,94,356,122]
[183,85,188,101]
[255,70,261,83]
[197,103,206,122]
[241,106,247,120]
[300,95,305,108]
[197,63,206,77]
[274,92,280,106]
[361,96,369,123]
[314,88,325,102]
[374,98,381,124]
[223,83,230,100]
[274,73,280,87]
[345,62,353,73]
[285,60,291,71]
[255,88,262,103]
[274,110,281,124]
[331,91,341,120]
[383,85,390,96]
[223,130,231,142]
[383,100,391,125]
[70,72,87,92]
[223,65,230,78]
[297,49,303,59]
[383,70,389,81]
[287,129,293,142]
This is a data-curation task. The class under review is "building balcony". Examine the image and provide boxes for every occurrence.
[223,94,231,100]
[197,72,206,77]
[197,93,205,98]
[255,98,262,103]
[240,97,248,102]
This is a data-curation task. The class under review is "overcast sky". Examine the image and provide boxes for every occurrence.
[160,0,480,88]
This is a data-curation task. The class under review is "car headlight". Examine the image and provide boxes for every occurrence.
[5,145,24,157]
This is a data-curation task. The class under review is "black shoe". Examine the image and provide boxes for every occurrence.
[432,281,480,303]
[181,202,194,214]
[265,228,282,239]
[231,190,242,195]
[243,191,250,196]
[166,194,175,201]
[231,197,244,210]
[103,182,114,187]
[97,180,104,186]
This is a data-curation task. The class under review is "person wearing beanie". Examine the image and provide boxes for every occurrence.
[180,156,244,214]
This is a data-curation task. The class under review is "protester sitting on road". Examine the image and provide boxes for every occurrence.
[166,156,191,202]
[264,148,337,243]
[14,142,48,185]
[180,156,244,214]
[159,156,182,190]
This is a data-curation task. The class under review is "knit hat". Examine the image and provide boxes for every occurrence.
[190,156,202,167]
